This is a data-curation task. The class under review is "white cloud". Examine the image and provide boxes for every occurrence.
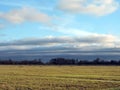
[0,45,35,50]
[54,27,97,36]
[58,0,119,16]
[0,7,51,25]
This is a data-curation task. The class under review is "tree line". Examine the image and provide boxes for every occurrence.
[0,58,120,65]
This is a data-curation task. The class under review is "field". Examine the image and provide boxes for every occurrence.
[0,66,119,90]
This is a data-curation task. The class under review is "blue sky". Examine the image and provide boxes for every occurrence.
[0,0,120,60]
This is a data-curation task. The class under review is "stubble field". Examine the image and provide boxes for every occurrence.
[0,65,119,90]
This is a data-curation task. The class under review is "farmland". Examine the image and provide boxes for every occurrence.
[0,66,119,90]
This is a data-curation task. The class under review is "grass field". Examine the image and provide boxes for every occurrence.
[0,66,119,90]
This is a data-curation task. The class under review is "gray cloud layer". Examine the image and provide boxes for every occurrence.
[0,34,117,50]
[0,35,115,45]
[0,35,119,60]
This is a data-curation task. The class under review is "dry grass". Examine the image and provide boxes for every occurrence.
[0,65,119,90]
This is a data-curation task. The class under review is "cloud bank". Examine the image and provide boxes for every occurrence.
[0,34,120,61]
[0,34,118,51]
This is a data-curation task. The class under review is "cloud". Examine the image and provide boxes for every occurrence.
[0,34,118,51]
[0,34,119,60]
[58,0,119,16]
[0,7,51,25]
[53,27,97,36]
[0,24,4,29]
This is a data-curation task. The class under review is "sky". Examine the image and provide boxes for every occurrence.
[0,0,120,60]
